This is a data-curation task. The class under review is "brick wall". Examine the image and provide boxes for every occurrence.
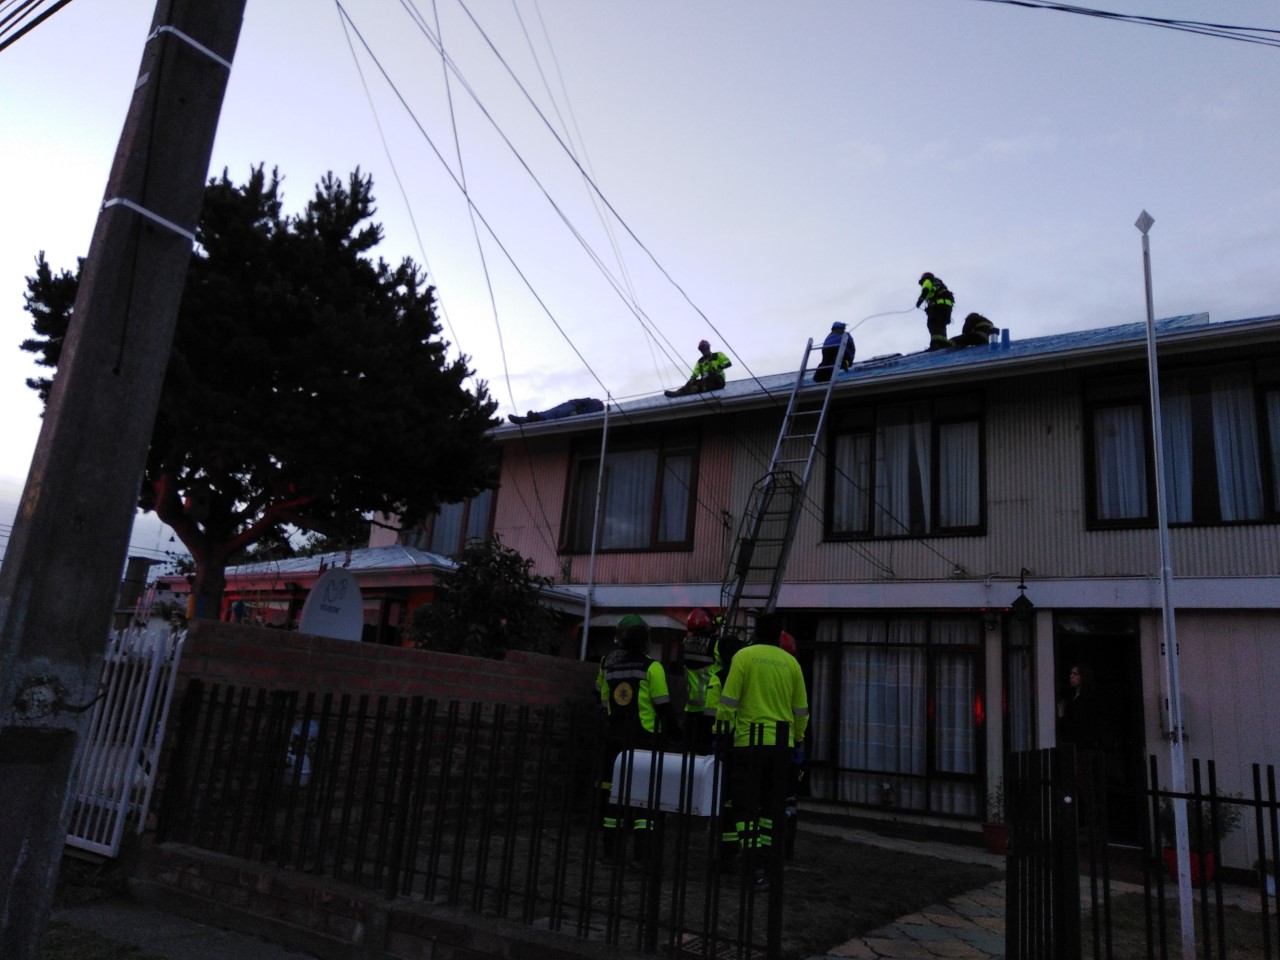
[177,620,598,707]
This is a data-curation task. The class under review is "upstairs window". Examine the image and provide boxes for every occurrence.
[561,434,698,552]
[1086,362,1280,527]
[828,395,983,538]
[402,488,496,557]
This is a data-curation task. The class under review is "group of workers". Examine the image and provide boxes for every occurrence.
[595,607,808,889]
[507,272,998,425]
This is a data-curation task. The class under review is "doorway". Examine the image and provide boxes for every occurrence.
[1054,613,1148,845]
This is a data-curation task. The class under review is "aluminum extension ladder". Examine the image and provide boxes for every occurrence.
[718,334,850,638]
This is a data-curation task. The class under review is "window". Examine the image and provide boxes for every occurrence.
[808,615,983,817]
[401,488,495,557]
[1086,362,1280,527]
[562,434,698,552]
[828,395,983,538]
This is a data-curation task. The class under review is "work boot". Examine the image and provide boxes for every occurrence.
[507,414,527,424]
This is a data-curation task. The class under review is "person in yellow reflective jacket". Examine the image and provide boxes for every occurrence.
[715,612,808,889]
[596,614,672,863]
[681,607,723,753]
[665,339,731,397]
[916,272,955,351]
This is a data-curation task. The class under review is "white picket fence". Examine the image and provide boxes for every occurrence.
[66,626,186,857]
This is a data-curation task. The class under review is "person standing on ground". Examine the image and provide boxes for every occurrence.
[813,321,855,382]
[596,614,672,863]
[665,339,731,397]
[716,612,808,888]
[916,272,955,351]
[681,607,723,753]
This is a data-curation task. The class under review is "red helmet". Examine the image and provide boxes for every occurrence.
[686,607,715,634]
[779,630,797,655]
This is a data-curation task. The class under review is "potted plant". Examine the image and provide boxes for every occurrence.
[982,778,1007,856]
[1157,796,1242,887]
[1256,858,1277,897]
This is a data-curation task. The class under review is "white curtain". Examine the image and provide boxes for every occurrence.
[931,619,979,816]
[601,450,657,549]
[938,421,979,528]
[465,489,493,541]
[1210,374,1263,520]
[874,404,930,535]
[430,501,465,554]
[1095,404,1148,520]
[832,433,871,533]
[1269,391,1280,508]
[657,454,692,542]
[1160,383,1193,522]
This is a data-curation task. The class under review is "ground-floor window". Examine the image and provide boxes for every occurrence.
[808,614,983,818]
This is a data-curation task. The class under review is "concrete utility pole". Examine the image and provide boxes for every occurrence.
[0,2,246,956]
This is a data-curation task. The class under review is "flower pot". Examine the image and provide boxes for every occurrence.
[982,822,1007,856]
[1162,847,1215,887]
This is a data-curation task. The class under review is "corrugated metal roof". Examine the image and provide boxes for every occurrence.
[495,311,1280,433]
[222,545,456,578]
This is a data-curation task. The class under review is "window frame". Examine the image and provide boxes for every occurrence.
[825,392,986,540]
[1084,361,1280,530]
[401,486,497,557]
[559,430,701,554]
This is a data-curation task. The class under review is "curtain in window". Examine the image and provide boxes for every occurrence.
[1006,619,1035,753]
[657,454,692,542]
[831,433,871,533]
[1095,404,1148,520]
[465,489,493,541]
[1268,391,1280,508]
[874,404,930,535]
[931,619,978,816]
[430,501,465,554]
[1209,375,1263,520]
[600,450,657,549]
[1159,384,1193,523]
[937,421,979,528]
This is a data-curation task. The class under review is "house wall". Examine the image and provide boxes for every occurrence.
[491,366,1280,596]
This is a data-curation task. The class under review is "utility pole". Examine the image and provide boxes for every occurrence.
[0,2,246,956]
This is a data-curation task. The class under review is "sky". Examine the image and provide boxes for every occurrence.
[2,0,1279,564]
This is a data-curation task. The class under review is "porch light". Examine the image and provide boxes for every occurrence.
[1010,568,1034,620]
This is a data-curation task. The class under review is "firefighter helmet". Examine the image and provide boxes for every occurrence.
[686,607,715,635]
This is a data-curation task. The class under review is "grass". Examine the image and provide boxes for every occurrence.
[44,831,1002,960]
[1082,891,1273,960]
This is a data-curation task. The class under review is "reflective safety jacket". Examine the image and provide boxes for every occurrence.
[916,277,954,308]
[682,632,722,715]
[716,643,809,747]
[597,649,670,734]
[692,351,732,379]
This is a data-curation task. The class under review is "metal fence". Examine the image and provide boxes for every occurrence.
[1007,747,1280,960]
[157,680,791,960]
[66,626,186,858]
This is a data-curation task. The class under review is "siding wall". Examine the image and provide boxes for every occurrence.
[491,365,1280,590]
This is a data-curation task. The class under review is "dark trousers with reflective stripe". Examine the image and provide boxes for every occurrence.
[727,740,790,867]
[926,303,953,349]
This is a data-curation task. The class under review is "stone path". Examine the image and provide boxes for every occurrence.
[815,880,1007,960]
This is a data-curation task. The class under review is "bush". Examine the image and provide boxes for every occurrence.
[1157,795,1242,851]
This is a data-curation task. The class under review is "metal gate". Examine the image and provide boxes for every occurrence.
[66,626,186,857]
[1006,747,1081,960]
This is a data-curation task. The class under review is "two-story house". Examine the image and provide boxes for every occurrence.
[384,311,1280,838]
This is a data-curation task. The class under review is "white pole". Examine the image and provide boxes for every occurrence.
[1136,210,1194,958]
[580,397,611,660]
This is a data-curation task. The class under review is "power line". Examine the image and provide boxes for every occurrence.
[959,0,1280,49]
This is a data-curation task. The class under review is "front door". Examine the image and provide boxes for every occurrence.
[1054,613,1148,845]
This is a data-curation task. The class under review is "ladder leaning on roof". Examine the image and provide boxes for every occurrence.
[718,335,850,639]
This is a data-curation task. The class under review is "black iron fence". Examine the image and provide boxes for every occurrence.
[1007,747,1280,960]
[157,680,791,960]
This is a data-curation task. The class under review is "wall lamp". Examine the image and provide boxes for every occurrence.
[1011,567,1035,620]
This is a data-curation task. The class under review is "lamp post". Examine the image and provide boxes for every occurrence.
[1137,210,1194,958]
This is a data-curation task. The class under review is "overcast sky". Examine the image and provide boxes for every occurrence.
[2,0,1279,562]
